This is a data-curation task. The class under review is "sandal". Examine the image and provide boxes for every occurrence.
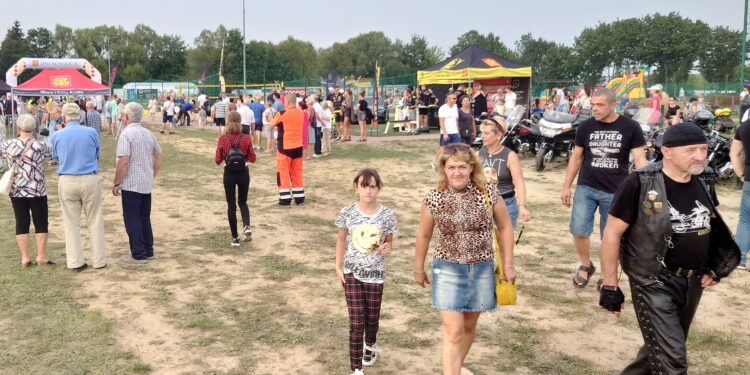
[573,263,596,288]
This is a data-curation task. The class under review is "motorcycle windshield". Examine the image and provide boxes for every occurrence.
[505,105,527,128]
[631,108,658,133]
[542,110,577,124]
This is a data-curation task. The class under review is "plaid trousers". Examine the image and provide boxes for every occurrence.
[344,273,384,371]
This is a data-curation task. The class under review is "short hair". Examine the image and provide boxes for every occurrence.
[86,101,94,110]
[226,111,242,134]
[285,93,297,105]
[61,103,80,122]
[123,102,144,123]
[591,88,617,104]
[273,92,281,99]
[17,114,37,132]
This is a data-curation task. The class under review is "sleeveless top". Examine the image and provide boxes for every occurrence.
[473,93,488,115]
[458,108,474,135]
[479,146,514,196]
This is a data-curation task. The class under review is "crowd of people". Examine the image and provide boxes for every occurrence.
[1,81,749,375]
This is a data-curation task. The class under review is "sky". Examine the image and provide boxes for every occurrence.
[2,0,745,56]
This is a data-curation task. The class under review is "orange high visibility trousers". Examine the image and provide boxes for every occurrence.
[276,152,304,205]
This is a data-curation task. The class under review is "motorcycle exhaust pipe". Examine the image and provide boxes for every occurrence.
[718,162,733,179]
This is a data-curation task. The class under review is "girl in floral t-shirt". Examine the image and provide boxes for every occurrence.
[335,169,398,375]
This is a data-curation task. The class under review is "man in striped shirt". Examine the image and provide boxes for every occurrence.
[212,96,228,135]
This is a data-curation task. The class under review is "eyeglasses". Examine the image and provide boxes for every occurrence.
[444,143,470,153]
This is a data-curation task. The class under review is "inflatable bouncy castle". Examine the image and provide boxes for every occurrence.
[606,67,646,100]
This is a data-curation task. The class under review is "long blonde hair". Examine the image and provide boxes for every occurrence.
[435,144,486,192]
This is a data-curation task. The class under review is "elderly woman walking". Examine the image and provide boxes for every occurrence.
[413,143,515,375]
[0,114,54,267]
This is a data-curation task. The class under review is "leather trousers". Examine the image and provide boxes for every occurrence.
[620,270,704,375]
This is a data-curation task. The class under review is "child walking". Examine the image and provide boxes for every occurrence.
[335,169,398,375]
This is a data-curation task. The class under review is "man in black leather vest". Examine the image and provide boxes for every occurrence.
[598,122,740,375]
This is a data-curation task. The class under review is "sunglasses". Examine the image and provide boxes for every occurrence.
[444,143,471,153]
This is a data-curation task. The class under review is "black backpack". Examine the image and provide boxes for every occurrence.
[225,135,246,172]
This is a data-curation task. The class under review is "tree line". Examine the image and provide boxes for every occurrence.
[0,12,744,87]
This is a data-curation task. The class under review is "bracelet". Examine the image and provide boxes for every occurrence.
[113,184,120,187]
[413,270,426,274]
[503,264,515,269]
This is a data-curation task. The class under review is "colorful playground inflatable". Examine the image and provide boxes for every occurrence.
[606,67,646,100]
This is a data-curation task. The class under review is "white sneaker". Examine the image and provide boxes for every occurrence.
[362,343,379,366]
[231,238,241,247]
[349,369,364,375]
[243,226,252,242]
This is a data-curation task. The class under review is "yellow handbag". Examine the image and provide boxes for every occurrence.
[482,188,517,306]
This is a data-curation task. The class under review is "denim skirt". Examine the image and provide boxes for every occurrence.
[431,257,496,312]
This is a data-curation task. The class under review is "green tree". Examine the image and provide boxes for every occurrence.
[52,25,74,58]
[0,21,30,74]
[26,27,54,57]
[449,30,516,60]
[398,34,443,72]
[276,37,318,82]
[636,12,709,83]
[699,26,742,82]
[121,62,148,83]
[514,33,556,79]
[187,26,228,80]
[573,22,615,84]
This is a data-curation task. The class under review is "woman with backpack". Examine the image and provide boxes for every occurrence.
[214,111,256,247]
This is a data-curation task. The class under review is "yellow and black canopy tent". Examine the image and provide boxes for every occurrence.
[417,45,532,110]
[417,45,531,84]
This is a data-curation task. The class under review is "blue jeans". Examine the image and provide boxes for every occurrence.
[737,181,750,265]
[314,127,322,155]
[504,196,519,229]
[556,104,566,112]
[570,185,613,238]
[439,133,462,146]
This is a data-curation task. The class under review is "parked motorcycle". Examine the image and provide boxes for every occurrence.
[534,110,579,171]
[630,108,663,163]
[705,128,734,180]
[708,105,735,132]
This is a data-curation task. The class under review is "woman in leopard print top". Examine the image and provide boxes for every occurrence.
[413,143,515,375]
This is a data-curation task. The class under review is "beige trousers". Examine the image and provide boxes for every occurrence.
[58,174,107,268]
[322,128,332,154]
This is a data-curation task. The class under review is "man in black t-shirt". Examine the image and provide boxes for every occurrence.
[560,88,647,288]
[730,119,750,268]
[418,85,431,129]
[598,122,737,374]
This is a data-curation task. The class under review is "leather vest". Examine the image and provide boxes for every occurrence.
[620,162,740,285]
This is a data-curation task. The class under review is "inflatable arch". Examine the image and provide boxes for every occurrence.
[5,57,102,87]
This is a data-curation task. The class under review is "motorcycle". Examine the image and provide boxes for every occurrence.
[501,105,538,155]
[534,110,579,171]
[629,107,663,163]
[705,128,734,181]
[708,105,735,132]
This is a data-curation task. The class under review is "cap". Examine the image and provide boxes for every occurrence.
[648,84,663,91]
[661,122,707,148]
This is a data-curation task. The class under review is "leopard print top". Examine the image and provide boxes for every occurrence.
[424,182,500,264]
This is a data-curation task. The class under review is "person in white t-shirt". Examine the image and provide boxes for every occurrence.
[504,87,517,111]
[312,96,324,157]
[237,99,255,138]
[160,97,175,134]
[556,87,567,112]
[438,93,461,149]
[321,101,333,155]
[262,100,277,154]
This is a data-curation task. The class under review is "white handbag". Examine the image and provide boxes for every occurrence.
[0,139,34,197]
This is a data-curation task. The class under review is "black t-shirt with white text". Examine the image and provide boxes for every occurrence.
[734,119,750,181]
[609,173,712,269]
[575,115,645,194]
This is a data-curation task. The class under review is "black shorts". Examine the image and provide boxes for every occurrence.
[418,108,430,115]
[241,125,251,135]
[164,115,173,123]
[255,123,263,132]
[334,111,343,122]
[215,117,225,126]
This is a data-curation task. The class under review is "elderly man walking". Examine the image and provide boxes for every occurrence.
[112,102,163,264]
[82,101,101,132]
[51,103,107,272]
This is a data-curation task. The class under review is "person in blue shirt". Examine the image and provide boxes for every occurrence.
[250,96,266,149]
[178,100,194,126]
[51,103,107,272]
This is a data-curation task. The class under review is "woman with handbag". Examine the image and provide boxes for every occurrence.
[0,114,54,268]
[413,143,515,375]
[478,118,531,228]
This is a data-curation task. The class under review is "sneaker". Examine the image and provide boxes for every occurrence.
[121,256,148,264]
[350,369,364,375]
[231,238,241,247]
[243,226,252,242]
[362,343,379,366]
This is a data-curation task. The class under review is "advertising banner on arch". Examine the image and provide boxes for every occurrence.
[5,57,102,87]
